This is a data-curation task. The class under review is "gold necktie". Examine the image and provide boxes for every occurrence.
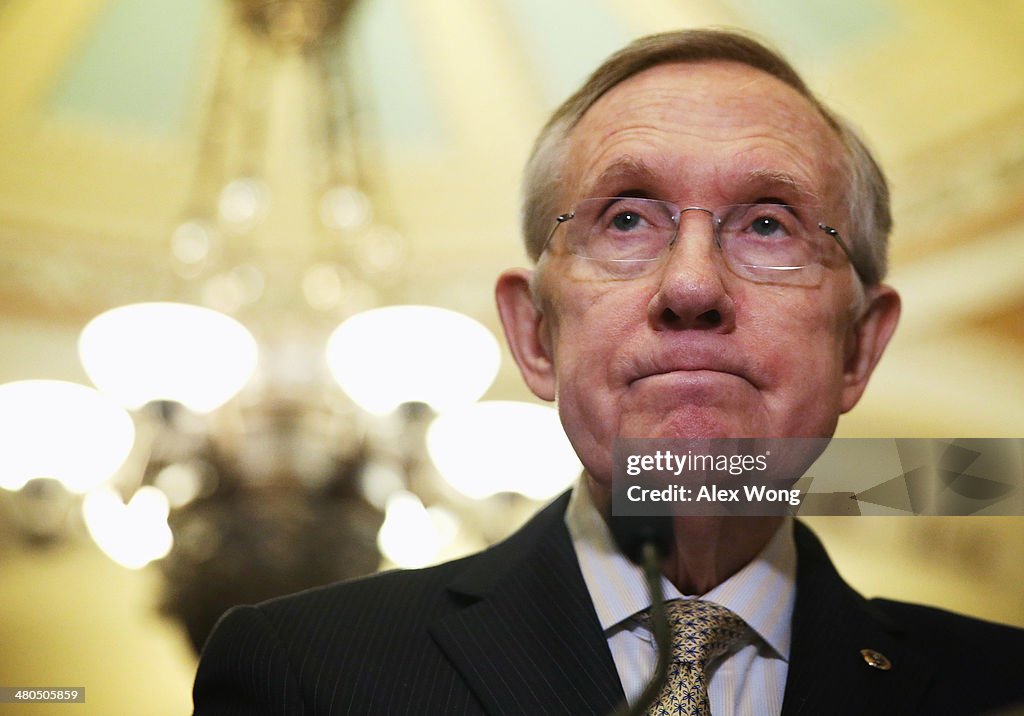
[639,599,747,716]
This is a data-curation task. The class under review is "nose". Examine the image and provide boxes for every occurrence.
[646,208,736,332]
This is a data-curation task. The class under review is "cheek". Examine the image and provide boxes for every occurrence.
[548,332,620,480]
[544,275,647,369]
[550,293,633,397]
[543,281,649,472]
[754,291,851,426]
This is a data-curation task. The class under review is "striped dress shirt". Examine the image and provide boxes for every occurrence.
[565,480,796,716]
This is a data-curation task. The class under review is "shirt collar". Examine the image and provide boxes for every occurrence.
[565,476,796,661]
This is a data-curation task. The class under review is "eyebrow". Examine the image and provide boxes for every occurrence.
[583,158,824,206]
[743,169,823,206]
[584,157,661,198]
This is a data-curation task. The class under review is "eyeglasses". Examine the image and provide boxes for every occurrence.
[542,197,861,286]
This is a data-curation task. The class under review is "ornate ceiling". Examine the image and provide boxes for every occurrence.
[1,0,1022,436]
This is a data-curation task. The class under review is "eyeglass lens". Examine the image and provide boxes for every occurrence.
[562,197,829,284]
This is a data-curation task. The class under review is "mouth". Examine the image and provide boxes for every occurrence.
[629,368,743,386]
[626,350,753,389]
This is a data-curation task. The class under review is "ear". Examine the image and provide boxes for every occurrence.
[840,283,901,413]
[495,268,556,401]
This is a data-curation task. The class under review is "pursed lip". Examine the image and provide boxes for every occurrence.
[625,345,754,388]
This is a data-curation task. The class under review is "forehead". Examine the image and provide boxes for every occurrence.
[565,61,846,209]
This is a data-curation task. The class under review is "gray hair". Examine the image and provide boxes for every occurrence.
[521,29,891,285]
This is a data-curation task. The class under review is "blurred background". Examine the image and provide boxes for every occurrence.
[1,0,1022,713]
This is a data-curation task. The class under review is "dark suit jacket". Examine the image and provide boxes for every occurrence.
[194,492,1024,715]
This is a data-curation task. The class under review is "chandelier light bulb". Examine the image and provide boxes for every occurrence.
[320,185,372,231]
[357,225,406,276]
[170,219,216,266]
[82,486,174,569]
[217,177,268,226]
[302,263,344,311]
[325,305,500,415]
[0,380,136,494]
[79,302,259,414]
[376,490,441,568]
[426,401,582,501]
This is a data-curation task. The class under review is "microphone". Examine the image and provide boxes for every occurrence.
[608,514,674,716]
[608,514,674,565]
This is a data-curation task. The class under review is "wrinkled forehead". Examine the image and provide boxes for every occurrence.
[563,61,848,212]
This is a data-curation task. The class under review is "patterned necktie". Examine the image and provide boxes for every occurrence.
[638,599,748,716]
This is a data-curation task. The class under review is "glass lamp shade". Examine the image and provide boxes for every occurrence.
[82,486,173,569]
[0,380,136,493]
[325,305,500,415]
[426,401,582,500]
[78,302,258,414]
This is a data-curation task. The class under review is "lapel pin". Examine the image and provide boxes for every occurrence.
[860,648,892,671]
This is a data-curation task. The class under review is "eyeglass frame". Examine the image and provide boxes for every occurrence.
[540,197,865,284]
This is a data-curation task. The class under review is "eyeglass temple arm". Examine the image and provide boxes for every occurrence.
[818,223,867,284]
[537,212,576,256]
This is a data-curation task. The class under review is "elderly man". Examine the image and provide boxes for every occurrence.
[194,29,1024,715]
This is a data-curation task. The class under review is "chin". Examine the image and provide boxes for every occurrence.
[619,409,760,440]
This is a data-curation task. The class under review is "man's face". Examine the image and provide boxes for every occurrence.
[498,61,899,486]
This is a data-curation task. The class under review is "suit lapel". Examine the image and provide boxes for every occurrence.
[781,522,936,715]
[430,500,942,715]
[430,493,625,715]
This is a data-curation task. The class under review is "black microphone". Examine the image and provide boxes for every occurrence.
[608,514,674,565]
[608,514,674,716]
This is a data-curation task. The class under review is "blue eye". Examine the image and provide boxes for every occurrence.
[612,212,642,231]
[752,216,782,236]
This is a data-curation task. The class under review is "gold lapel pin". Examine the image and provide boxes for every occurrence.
[860,648,892,671]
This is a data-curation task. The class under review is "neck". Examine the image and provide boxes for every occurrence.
[587,475,783,595]
[662,514,783,594]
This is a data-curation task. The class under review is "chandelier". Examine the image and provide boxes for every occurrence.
[0,0,581,653]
